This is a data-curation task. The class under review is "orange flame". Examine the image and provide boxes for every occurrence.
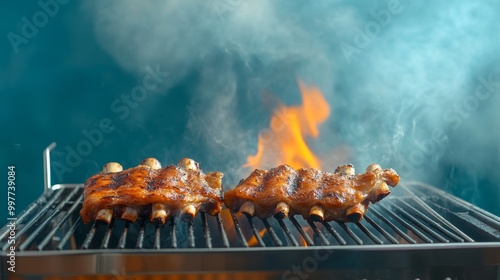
[301,227,314,247]
[244,80,330,170]
[248,228,267,247]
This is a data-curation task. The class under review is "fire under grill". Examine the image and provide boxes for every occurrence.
[1,181,500,279]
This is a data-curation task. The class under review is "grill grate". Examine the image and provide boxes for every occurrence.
[1,181,499,279]
[1,182,499,252]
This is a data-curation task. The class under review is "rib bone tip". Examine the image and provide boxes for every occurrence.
[334,164,355,175]
[151,204,170,224]
[309,205,325,221]
[96,209,113,224]
[102,162,123,173]
[346,204,365,222]
[274,202,289,219]
[239,201,255,217]
[346,212,362,223]
[178,158,200,171]
[366,164,382,173]
[140,158,162,169]
[180,204,197,221]
[121,207,138,223]
[375,181,390,201]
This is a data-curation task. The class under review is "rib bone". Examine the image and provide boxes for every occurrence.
[346,203,366,222]
[177,158,199,220]
[139,158,166,224]
[239,201,255,217]
[334,164,355,175]
[374,181,390,201]
[141,158,162,169]
[205,172,223,190]
[95,162,123,223]
[180,204,197,221]
[224,163,400,223]
[151,203,170,224]
[274,202,290,219]
[102,162,123,173]
[96,209,113,224]
[121,206,139,223]
[309,205,325,221]
[178,158,199,171]
[366,164,382,172]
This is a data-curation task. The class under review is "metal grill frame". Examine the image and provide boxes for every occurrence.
[1,144,499,278]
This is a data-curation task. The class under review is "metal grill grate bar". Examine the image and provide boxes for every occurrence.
[390,202,449,243]
[355,222,383,244]
[379,204,433,243]
[100,220,115,249]
[246,215,265,247]
[418,182,500,226]
[322,222,346,245]
[201,213,212,248]
[37,192,84,250]
[2,181,500,252]
[170,219,177,248]
[117,222,130,249]
[307,220,330,246]
[230,212,248,247]
[0,193,54,240]
[278,219,299,246]
[363,215,399,244]
[2,189,65,251]
[470,210,500,230]
[18,187,81,251]
[371,208,416,244]
[188,221,195,248]
[338,222,363,245]
[289,216,314,246]
[216,213,230,248]
[262,219,283,246]
[136,220,145,249]
[403,186,475,242]
[397,198,465,242]
[155,225,162,249]
[81,223,98,249]
[57,216,82,250]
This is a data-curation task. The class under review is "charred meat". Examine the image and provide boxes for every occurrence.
[80,158,223,224]
[224,164,399,222]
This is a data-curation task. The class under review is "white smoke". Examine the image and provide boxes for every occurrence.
[86,0,500,212]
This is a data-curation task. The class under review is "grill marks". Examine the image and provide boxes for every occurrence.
[80,158,223,224]
[6,182,492,251]
[224,164,400,223]
[82,159,398,229]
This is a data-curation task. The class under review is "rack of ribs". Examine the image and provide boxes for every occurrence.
[224,163,400,222]
[80,158,223,224]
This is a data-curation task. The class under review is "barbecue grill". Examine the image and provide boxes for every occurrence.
[1,145,499,279]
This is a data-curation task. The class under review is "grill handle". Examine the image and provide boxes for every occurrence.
[43,142,57,191]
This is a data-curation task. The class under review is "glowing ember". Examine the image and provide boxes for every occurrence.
[244,79,330,170]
